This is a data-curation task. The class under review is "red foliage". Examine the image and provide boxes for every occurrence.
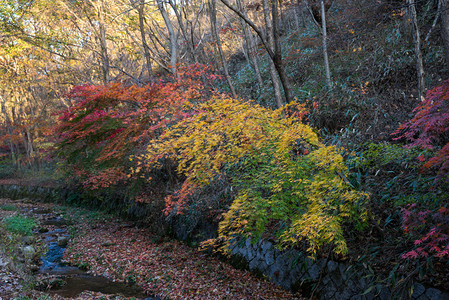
[54,64,220,189]
[393,80,449,182]
[401,204,449,259]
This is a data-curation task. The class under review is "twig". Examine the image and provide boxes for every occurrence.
[424,0,441,43]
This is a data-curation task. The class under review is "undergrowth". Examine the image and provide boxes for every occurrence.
[3,215,36,236]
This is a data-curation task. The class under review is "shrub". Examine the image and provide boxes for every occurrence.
[54,64,218,190]
[346,142,445,208]
[394,79,449,183]
[401,204,449,259]
[134,97,369,255]
[0,204,18,211]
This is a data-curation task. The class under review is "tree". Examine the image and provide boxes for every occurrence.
[394,79,449,183]
[305,0,332,26]
[209,0,237,97]
[261,0,284,107]
[441,0,449,68]
[407,0,425,100]
[236,0,264,91]
[320,0,331,87]
[137,0,154,81]
[219,0,293,104]
[157,0,178,74]
[168,0,199,64]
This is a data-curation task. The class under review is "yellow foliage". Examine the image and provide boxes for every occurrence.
[133,96,368,256]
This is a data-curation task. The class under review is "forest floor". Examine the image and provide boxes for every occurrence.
[0,197,301,299]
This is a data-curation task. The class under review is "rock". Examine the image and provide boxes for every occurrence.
[439,293,449,300]
[265,250,275,266]
[412,283,426,299]
[57,236,69,247]
[426,288,442,300]
[0,257,9,268]
[22,246,36,258]
[306,262,320,280]
[327,260,338,273]
[261,240,272,255]
[339,264,348,281]
[378,286,391,300]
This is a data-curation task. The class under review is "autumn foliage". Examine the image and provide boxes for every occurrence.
[54,64,217,188]
[132,97,368,255]
[393,80,449,260]
[54,64,369,256]
[394,79,449,183]
[401,204,449,259]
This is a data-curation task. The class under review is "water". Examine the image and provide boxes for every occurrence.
[35,214,156,299]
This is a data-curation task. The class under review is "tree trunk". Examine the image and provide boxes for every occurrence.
[138,0,153,82]
[270,0,293,104]
[408,0,425,100]
[98,0,110,83]
[248,32,264,89]
[157,0,178,74]
[262,0,284,108]
[295,0,306,28]
[209,0,237,97]
[220,0,292,104]
[1,101,16,165]
[237,0,264,90]
[441,0,449,68]
[169,0,198,63]
[321,0,331,87]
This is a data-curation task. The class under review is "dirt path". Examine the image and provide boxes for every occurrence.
[0,198,301,299]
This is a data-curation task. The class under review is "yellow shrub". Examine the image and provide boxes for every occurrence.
[134,96,368,255]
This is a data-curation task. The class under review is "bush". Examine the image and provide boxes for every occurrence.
[401,204,449,259]
[346,142,445,208]
[134,97,369,255]
[54,64,218,190]
[0,159,17,179]
[0,204,18,211]
[394,79,449,184]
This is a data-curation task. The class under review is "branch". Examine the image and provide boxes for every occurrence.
[218,0,275,60]
[109,65,145,85]
[424,0,441,43]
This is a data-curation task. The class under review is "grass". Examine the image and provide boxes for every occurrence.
[3,215,36,236]
[15,296,52,300]
[0,204,18,211]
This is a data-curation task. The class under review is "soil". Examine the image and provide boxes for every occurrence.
[0,198,301,299]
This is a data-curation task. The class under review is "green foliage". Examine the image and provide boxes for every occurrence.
[3,215,36,236]
[346,143,447,208]
[0,204,18,211]
[0,158,17,179]
[349,143,427,170]
[15,296,52,300]
[222,143,369,256]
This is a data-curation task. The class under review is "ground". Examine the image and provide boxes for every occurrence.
[0,197,301,299]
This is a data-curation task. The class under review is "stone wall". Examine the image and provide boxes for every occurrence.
[0,184,63,202]
[230,239,449,300]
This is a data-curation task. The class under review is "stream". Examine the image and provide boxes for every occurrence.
[28,207,156,299]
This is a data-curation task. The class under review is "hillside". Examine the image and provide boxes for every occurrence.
[0,0,448,298]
